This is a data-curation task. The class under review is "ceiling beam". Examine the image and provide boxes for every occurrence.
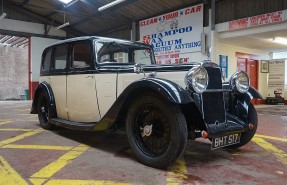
[0,29,65,40]
[92,0,206,36]
[20,0,30,7]
[69,0,136,28]
[6,1,85,36]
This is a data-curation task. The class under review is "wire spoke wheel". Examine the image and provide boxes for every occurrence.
[133,105,171,157]
[126,94,187,168]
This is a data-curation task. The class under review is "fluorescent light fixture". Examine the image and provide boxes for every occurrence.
[98,0,126,11]
[0,13,6,20]
[58,0,73,4]
[272,37,287,45]
[56,22,70,30]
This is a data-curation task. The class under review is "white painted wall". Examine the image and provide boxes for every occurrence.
[211,31,270,98]
[0,18,66,37]
[30,37,59,81]
[273,52,287,59]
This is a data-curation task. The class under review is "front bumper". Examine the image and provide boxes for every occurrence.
[206,113,249,137]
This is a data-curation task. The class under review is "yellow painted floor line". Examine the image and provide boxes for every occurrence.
[31,144,89,179]
[2,144,73,151]
[166,157,188,185]
[29,178,47,185]
[0,129,43,147]
[0,155,28,185]
[0,120,13,125]
[0,128,34,131]
[252,137,287,165]
[255,134,287,142]
[42,179,131,185]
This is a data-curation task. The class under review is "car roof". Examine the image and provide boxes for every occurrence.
[48,36,149,48]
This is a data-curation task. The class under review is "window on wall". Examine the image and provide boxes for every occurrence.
[53,44,68,70]
[72,42,92,68]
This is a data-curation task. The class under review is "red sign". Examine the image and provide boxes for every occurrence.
[229,11,284,30]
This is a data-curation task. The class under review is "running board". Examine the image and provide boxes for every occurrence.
[50,118,96,131]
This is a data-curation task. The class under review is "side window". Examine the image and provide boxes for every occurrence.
[114,52,128,63]
[52,44,68,70]
[72,42,92,68]
[41,48,52,72]
[96,42,129,63]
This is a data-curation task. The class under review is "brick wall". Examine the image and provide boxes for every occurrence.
[0,45,28,100]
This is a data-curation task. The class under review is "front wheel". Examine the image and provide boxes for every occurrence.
[225,103,258,149]
[126,94,187,169]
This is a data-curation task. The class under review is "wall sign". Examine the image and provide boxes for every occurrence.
[267,60,285,97]
[229,10,285,31]
[219,55,228,78]
[139,4,203,64]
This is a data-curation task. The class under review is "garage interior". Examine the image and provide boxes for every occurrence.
[0,0,287,184]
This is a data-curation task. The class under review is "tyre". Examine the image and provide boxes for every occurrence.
[37,92,53,130]
[126,94,187,168]
[225,103,258,149]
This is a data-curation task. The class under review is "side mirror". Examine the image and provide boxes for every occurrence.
[134,63,143,74]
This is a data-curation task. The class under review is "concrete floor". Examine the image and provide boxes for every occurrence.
[0,101,286,185]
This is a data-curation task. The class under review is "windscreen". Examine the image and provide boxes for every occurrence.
[96,41,154,65]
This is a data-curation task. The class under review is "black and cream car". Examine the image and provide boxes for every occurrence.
[31,36,262,168]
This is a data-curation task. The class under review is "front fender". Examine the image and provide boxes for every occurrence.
[223,83,263,102]
[92,78,193,131]
[123,78,193,104]
[30,82,57,118]
[223,83,262,124]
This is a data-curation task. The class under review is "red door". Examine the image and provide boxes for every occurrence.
[237,58,258,89]
[246,59,258,89]
[237,58,259,104]
[237,58,247,71]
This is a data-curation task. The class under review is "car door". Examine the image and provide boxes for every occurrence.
[66,41,100,122]
[49,44,69,120]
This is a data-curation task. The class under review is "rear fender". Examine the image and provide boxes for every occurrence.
[30,82,57,118]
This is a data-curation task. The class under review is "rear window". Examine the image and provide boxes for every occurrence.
[72,42,92,68]
[42,48,52,72]
[52,44,68,70]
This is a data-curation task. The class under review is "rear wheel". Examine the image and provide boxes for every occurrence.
[37,93,53,130]
[225,103,257,149]
[126,94,187,168]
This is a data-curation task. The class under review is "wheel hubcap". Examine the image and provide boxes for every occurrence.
[140,124,153,137]
[133,105,171,157]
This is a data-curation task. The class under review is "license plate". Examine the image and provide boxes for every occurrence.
[211,133,241,150]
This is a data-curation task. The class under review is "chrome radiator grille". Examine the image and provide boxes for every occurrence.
[202,67,226,125]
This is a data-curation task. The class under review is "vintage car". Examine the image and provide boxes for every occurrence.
[31,36,262,168]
